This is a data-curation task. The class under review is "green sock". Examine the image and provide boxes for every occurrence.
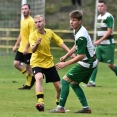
[70,83,88,107]
[113,66,117,75]
[90,67,98,83]
[59,78,70,107]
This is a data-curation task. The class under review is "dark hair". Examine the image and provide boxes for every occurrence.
[99,0,106,5]
[69,10,83,20]
[22,4,31,9]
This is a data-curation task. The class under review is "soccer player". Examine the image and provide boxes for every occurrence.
[29,15,72,111]
[85,0,117,87]
[13,4,35,90]
[50,10,98,113]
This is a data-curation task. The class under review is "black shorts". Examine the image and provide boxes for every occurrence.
[32,66,60,83]
[14,51,32,64]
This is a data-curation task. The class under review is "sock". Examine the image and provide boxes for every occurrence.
[56,99,59,105]
[21,68,27,76]
[113,65,117,75]
[30,76,35,87]
[89,67,98,83]
[26,74,32,86]
[36,92,44,104]
[26,74,35,87]
[70,83,89,107]
[59,78,70,107]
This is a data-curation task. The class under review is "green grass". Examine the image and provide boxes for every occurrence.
[0,50,117,117]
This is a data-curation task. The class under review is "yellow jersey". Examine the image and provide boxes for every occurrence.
[29,28,63,68]
[18,16,35,53]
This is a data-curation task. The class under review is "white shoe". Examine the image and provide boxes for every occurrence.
[64,108,70,112]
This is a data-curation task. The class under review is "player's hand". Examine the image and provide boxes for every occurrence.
[94,40,101,46]
[60,55,68,62]
[23,48,28,54]
[56,62,66,70]
[70,53,76,58]
[36,38,42,45]
[13,45,17,52]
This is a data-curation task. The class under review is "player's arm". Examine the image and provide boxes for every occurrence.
[65,54,85,65]
[56,54,85,69]
[52,31,76,60]
[23,21,35,54]
[56,37,86,69]
[30,38,41,53]
[94,16,113,46]
[23,42,30,54]
[13,34,21,52]
[60,45,76,61]
[59,43,70,52]
[94,28,112,46]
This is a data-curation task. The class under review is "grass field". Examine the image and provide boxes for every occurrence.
[0,50,117,117]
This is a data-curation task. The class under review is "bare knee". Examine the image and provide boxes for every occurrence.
[35,73,43,81]
[108,64,115,70]
[13,61,20,69]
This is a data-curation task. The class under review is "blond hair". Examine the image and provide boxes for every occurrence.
[34,15,45,21]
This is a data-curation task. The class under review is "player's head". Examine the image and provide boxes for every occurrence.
[99,0,106,5]
[70,10,83,20]
[22,4,31,9]
[69,10,83,30]
[98,0,107,15]
[34,15,46,30]
[21,4,31,18]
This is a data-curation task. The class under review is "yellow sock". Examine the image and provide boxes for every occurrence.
[36,92,44,104]
[56,99,59,105]
[26,74,33,86]
[21,68,27,76]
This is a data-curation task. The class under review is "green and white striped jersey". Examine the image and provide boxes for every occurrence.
[97,12,114,45]
[73,26,98,68]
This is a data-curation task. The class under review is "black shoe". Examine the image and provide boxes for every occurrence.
[18,85,31,90]
[74,108,91,113]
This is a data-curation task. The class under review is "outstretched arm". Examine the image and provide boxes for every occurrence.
[56,54,85,70]
[60,45,76,61]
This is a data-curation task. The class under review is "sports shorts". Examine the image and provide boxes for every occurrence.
[96,44,115,64]
[32,66,60,83]
[14,51,32,64]
[66,64,95,84]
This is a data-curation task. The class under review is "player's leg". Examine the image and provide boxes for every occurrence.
[14,51,30,89]
[44,66,61,106]
[13,51,26,72]
[50,76,71,113]
[32,67,44,112]
[70,82,91,113]
[108,64,117,75]
[18,53,35,90]
[85,46,101,87]
[53,81,61,105]
[86,67,97,87]
[105,44,117,75]
[70,65,92,113]
[24,64,35,87]
[50,65,79,113]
